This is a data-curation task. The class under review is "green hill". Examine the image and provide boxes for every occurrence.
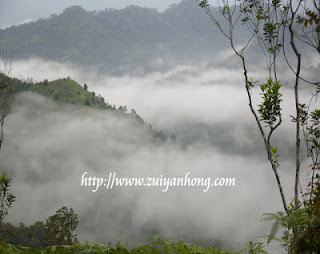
[1,74,109,109]
[0,73,168,142]
[29,78,107,109]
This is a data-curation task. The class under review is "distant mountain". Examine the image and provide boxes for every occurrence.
[0,0,249,75]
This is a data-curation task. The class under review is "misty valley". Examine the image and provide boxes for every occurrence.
[0,0,319,254]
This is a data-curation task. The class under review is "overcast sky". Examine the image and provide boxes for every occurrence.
[0,0,182,28]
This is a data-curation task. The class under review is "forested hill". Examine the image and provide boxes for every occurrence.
[0,0,249,74]
[0,73,168,142]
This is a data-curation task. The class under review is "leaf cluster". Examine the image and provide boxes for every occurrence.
[258,78,282,126]
[0,173,16,224]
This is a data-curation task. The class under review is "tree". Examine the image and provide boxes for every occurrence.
[0,50,14,151]
[0,174,16,224]
[0,221,45,248]
[196,0,320,252]
[84,83,88,91]
[0,50,15,226]
[43,206,79,246]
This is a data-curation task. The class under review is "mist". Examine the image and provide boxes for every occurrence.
[2,92,287,245]
[2,57,316,252]
[11,58,314,130]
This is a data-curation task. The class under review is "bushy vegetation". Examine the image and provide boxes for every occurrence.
[0,206,78,249]
[0,236,267,254]
[0,206,263,254]
[0,222,45,248]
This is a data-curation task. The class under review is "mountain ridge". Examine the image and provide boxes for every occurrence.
[0,1,248,74]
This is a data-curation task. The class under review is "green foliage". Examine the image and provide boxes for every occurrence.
[270,145,279,167]
[131,235,231,254]
[240,241,268,254]
[308,109,320,158]
[263,22,277,44]
[0,173,16,224]
[262,198,320,253]
[0,236,248,254]
[262,211,284,244]
[43,206,79,246]
[0,242,40,254]
[262,85,320,253]
[198,0,209,8]
[258,78,282,126]
[221,5,230,16]
[0,221,45,248]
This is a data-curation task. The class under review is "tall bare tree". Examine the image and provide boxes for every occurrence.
[0,50,15,225]
[0,50,14,150]
[196,0,320,252]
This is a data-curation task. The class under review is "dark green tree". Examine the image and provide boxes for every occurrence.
[43,206,79,246]
[0,221,45,248]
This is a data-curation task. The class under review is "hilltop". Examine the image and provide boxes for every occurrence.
[0,73,168,142]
